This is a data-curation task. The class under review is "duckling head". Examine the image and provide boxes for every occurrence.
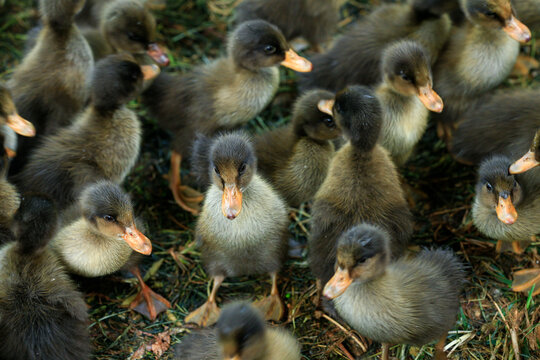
[39,0,86,31]
[509,129,540,174]
[323,224,391,299]
[0,85,35,139]
[101,0,169,66]
[477,156,522,225]
[381,40,443,113]
[292,89,341,141]
[459,0,531,43]
[217,302,266,360]
[92,54,160,114]
[228,20,312,73]
[209,133,256,220]
[80,181,152,255]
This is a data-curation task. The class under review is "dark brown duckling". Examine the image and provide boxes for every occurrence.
[233,0,341,51]
[0,194,91,360]
[0,84,35,157]
[432,0,531,141]
[8,0,94,174]
[308,85,413,288]
[142,20,312,215]
[253,89,340,207]
[175,301,301,360]
[298,0,451,92]
[185,132,289,327]
[323,224,465,360]
[17,54,159,211]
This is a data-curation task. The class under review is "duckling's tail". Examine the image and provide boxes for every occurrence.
[190,133,213,189]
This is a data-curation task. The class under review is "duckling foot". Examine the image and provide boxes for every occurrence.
[511,54,540,78]
[129,267,171,321]
[254,293,285,322]
[512,268,540,296]
[434,337,448,360]
[169,151,203,215]
[495,240,530,254]
[185,300,221,327]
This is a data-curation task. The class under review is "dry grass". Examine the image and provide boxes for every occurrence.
[1,0,539,359]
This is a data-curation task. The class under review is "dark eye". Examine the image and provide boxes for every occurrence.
[103,215,115,222]
[214,166,220,176]
[127,32,144,43]
[264,45,276,55]
[399,70,411,82]
[484,11,497,18]
[238,162,247,174]
[323,117,335,128]
[355,256,368,266]
[486,182,493,192]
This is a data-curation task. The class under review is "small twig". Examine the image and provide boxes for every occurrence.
[322,313,367,352]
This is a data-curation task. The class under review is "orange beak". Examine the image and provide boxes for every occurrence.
[222,184,242,220]
[141,64,160,81]
[503,16,531,43]
[147,43,170,66]
[280,49,312,73]
[323,267,353,299]
[417,85,443,113]
[496,195,518,225]
[4,146,16,158]
[509,150,539,174]
[122,225,152,255]
[7,113,35,137]
[318,99,335,116]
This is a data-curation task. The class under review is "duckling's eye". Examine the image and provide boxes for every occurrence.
[484,11,498,18]
[485,182,493,192]
[127,32,144,43]
[238,162,247,174]
[399,70,411,82]
[322,117,335,128]
[214,166,220,176]
[103,215,116,222]
[355,256,368,266]
[264,45,276,55]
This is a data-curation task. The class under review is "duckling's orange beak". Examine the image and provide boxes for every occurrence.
[323,267,353,299]
[222,184,242,220]
[503,16,531,43]
[7,112,35,137]
[318,99,335,116]
[147,43,170,66]
[281,49,312,72]
[417,85,443,113]
[496,194,518,225]
[122,225,152,255]
[509,150,539,174]
[141,64,161,81]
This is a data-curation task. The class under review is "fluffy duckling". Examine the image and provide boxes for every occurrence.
[0,195,91,359]
[432,0,531,141]
[142,20,312,214]
[8,0,94,174]
[253,89,340,207]
[298,0,451,92]
[17,54,159,211]
[51,181,170,320]
[185,133,289,327]
[175,301,301,360]
[472,155,540,254]
[308,86,413,286]
[323,224,465,360]
[233,0,341,51]
[0,85,35,157]
[375,39,443,166]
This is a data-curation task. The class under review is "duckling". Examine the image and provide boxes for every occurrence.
[323,224,465,360]
[0,85,35,154]
[175,301,301,360]
[142,20,312,215]
[308,86,413,286]
[298,0,451,92]
[17,54,159,211]
[472,155,540,254]
[185,132,289,327]
[0,194,91,359]
[432,0,531,141]
[8,0,94,174]
[51,180,170,320]
[374,39,443,166]
[253,89,340,207]
[233,0,341,51]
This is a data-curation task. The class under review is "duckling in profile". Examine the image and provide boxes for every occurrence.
[308,86,413,287]
[375,39,443,166]
[8,0,94,174]
[51,181,170,320]
[298,0,451,92]
[176,301,301,360]
[323,224,465,360]
[0,195,91,360]
[472,155,540,254]
[432,0,531,141]
[254,89,340,207]
[233,0,341,51]
[18,54,159,211]
[185,133,289,327]
[0,85,35,157]
[142,20,312,215]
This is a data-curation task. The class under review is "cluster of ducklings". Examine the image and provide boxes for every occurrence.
[0,0,539,359]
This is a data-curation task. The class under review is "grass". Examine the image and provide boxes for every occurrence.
[1,0,539,359]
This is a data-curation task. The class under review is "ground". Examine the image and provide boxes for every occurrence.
[0,0,539,359]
